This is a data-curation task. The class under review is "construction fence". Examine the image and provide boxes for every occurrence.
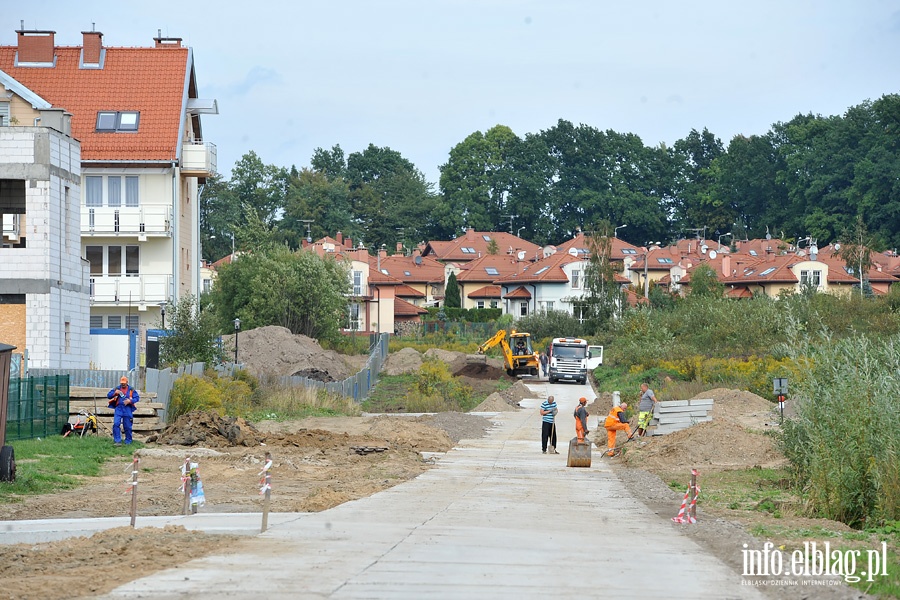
[5,375,70,442]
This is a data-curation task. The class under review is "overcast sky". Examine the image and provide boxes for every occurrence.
[14,1,900,185]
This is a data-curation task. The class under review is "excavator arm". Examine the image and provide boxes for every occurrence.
[477,330,508,355]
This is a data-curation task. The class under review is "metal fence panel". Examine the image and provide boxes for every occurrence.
[5,375,70,441]
[28,368,136,390]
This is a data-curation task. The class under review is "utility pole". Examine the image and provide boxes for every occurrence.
[501,214,516,235]
[299,219,314,243]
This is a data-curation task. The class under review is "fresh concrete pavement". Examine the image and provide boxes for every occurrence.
[13,381,763,599]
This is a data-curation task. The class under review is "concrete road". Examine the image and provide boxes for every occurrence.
[100,380,762,599]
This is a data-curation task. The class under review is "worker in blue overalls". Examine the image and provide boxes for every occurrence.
[107,376,140,446]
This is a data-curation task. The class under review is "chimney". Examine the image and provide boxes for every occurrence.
[336,231,343,245]
[16,27,56,64]
[153,30,183,48]
[379,247,387,260]
[721,254,731,278]
[81,28,103,65]
[396,242,403,253]
[466,227,474,241]
[345,237,352,249]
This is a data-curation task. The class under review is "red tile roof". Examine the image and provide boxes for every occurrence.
[375,255,445,284]
[555,233,642,262]
[495,252,582,285]
[467,285,502,299]
[423,229,541,262]
[456,253,527,283]
[0,44,191,162]
[394,297,428,316]
[504,286,532,299]
[395,284,425,298]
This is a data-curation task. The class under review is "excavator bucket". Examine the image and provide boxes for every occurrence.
[466,354,487,365]
[566,437,592,468]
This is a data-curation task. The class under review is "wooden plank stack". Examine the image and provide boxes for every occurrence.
[68,386,165,438]
[650,398,714,436]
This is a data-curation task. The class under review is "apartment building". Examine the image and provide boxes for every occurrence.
[0,27,217,368]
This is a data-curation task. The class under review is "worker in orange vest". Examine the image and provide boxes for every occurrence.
[604,402,632,456]
[574,397,589,442]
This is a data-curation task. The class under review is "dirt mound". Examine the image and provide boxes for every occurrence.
[150,411,265,447]
[416,412,493,443]
[224,325,352,380]
[621,387,785,472]
[471,392,518,412]
[383,347,423,375]
[365,415,453,451]
[454,361,507,379]
[423,348,467,373]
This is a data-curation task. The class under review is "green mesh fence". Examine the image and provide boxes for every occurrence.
[4,375,70,441]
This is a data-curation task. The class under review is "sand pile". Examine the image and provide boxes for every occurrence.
[622,388,785,472]
[471,392,518,412]
[222,325,353,380]
[383,347,423,375]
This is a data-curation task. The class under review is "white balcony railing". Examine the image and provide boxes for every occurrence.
[89,274,171,305]
[181,141,217,176]
[81,205,172,237]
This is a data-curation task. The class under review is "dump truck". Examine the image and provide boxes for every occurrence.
[548,337,589,384]
[472,329,540,377]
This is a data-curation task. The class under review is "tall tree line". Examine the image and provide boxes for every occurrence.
[200,94,900,262]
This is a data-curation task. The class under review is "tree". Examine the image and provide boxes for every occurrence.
[835,215,876,297]
[444,272,461,308]
[230,151,290,227]
[486,238,499,255]
[688,264,725,298]
[210,244,350,341]
[158,295,223,367]
[581,220,624,333]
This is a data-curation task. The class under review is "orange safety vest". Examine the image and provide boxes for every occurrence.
[605,405,625,428]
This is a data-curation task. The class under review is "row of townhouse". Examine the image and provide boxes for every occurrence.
[304,227,900,335]
[0,26,216,369]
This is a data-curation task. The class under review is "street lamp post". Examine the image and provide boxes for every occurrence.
[718,232,732,251]
[233,318,241,364]
[160,304,166,330]
[517,226,526,238]
[615,224,627,238]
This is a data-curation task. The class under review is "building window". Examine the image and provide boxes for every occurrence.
[125,176,139,207]
[126,315,139,329]
[107,315,122,329]
[476,300,485,309]
[108,176,121,207]
[490,300,498,308]
[89,315,103,328]
[519,301,528,316]
[125,246,139,276]
[545,301,555,311]
[485,267,499,276]
[352,271,362,296]
[86,176,103,207]
[86,246,103,275]
[571,270,580,289]
[85,245,139,276]
[621,248,637,255]
[96,111,140,132]
[64,321,71,353]
[203,278,212,293]
[348,303,361,330]
[800,270,821,287]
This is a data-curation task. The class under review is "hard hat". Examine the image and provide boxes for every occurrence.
[120,376,129,384]
[579,397,587,404]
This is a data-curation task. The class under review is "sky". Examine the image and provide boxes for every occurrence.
[13,1,900,185]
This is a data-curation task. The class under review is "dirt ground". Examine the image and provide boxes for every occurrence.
[0,382,874,600]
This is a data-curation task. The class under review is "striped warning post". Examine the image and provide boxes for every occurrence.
[672,469,700,524]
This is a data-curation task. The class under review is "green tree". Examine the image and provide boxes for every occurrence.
[158,295,223,367]
[834,215,877,297]
[486,238,499,255]
[199,173,242,262]
[672,128,727,233]
[210,244,350,341]
[280,167,354,247]
[444,272,461,308]
[230,151,290,227]
[688,264,725,298]
[581,220,623,333]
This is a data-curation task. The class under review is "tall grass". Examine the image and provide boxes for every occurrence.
[778,335,900,527]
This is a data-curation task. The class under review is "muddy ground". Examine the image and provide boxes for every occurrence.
[0,386,874,600]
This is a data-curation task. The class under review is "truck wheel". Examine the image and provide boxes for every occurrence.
[0,445,15,482]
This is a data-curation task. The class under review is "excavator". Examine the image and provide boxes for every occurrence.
[471,329,540,377]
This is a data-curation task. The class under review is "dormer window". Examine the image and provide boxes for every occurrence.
[96,111,140,132]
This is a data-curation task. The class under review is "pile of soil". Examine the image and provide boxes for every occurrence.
[149,411,265,447]
[382,347,423,375]
[471,380,533,411]
[423,348,467,373]
[223,325,353,380]
[416,412,493,443]
[619,388,785,472]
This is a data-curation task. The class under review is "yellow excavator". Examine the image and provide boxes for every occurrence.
[472,329,540,377]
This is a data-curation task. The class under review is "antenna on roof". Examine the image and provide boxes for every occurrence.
[414,255,423,266]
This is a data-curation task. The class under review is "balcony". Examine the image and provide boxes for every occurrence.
[89,274,171,306]
[181,141,217,177]
[81,206,172,238]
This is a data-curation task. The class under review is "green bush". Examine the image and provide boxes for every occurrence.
[514,309,588,342]
[405,359,475,412]
[168,375,222,421]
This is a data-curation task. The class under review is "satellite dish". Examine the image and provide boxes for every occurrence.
[766,233,772,240]
[834,243,841,251]
[414,255,422,265]
[568,247,578,257]
[700,244,709,254]
[708,250,717,259]
[517,250,526,260]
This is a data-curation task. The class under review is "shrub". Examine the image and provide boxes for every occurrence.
[168,375,222,421]
[405,359,475,412]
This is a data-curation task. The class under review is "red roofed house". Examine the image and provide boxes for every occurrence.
[0,26,217,368]
[422,227,542,264]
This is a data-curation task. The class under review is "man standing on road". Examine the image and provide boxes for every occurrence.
[574,397,589,442]
[539,351,549,379]
[604,402,632,456]
[539,395,559,454]
[107,376,139,446]
[636,382,657,437]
